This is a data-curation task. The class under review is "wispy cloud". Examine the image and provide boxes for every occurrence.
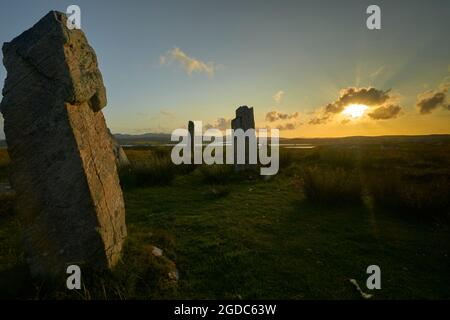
[276,122,298,131]
[264,109,300,131]
[273,90,285,104]
[370,66,385,78]
[160,110,176,118]
[205,117,231,131]
[265,110,298,122]
[160,47,217,77]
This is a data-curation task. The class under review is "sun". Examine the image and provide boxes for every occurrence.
[342,104,368,118]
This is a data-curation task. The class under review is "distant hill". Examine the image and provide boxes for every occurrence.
[281,134,450,145]
[113,132,450,146]
[113,133,172,145]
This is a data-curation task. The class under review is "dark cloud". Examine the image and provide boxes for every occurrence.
[309,87,397,124]
[325,87,391,114]
[416,88,449,114]
[204,117,231,131]
[368,104,402,120]
[265,110,299,122]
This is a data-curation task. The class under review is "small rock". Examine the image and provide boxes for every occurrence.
[152,246,163,257]
[168,269,179,281]
[349,279,373,299]
[109,129,130,170]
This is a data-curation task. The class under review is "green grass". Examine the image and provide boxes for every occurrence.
[0,143,449,299]
[119,174,450,299]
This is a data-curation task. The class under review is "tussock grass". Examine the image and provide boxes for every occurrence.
[121,146,196,188]
[299,166,362,205]
[365,170,450,222]
[123,156,176,187]
[278,148,295,170]
[120,147,176,187]
[317,147,358,169]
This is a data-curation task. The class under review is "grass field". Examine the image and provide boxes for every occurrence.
[0,140,449,299]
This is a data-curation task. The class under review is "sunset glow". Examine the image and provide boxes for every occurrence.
[342,104,369,119]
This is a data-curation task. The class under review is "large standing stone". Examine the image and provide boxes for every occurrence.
[231,106,256,170]
[0,11,127,278]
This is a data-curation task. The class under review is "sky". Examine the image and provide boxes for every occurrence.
[0,0,449,139]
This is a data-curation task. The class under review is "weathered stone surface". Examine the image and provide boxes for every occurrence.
[0,11,127,277]
[231,106,256,170]
[108,129,130,170]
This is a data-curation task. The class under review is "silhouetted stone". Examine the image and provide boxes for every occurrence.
[0,11,127,278]
[231,106,256,170]
[231,106,255,132]
[188,120,195,160]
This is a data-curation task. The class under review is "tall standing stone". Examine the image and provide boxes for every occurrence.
[231,106,256,170]
[231,106,255,132]
[0,11,127,277]
[188,120,195,158]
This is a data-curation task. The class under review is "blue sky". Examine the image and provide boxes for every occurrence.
[1,0,449,138]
